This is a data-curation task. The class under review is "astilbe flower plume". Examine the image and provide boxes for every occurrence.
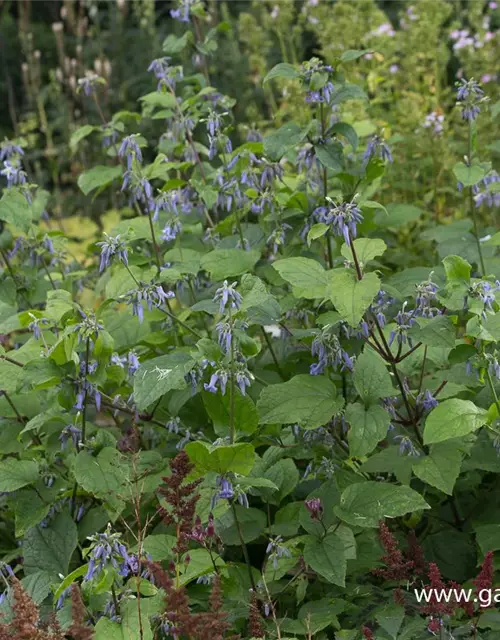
[248,591,265,638]
[473,551,495,596]
[157,450,202,554]
[372,521,414,581]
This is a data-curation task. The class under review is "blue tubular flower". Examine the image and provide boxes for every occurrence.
[217,476,234,499]
[414,273,439,318]
[487,354,500,380]
[203,369,229,395]
[321,197,363,246]
[475,171,500,208]
[266,536,292,569]
[118,134,143,169]
[127,350,140,375]
[171,0,192,22]
[393,435,420,457]
[214,280,242,314]
[77,72,104,96]
[1,160,27,186]
[469,280,500,318]
[59,424,82,449]
[124,284,175,324]
[96,233,129,273]
[84,527,130,582]
[363,135,393,163]
[0,139,24,161]
[417,389,438,412]
[147,56,182,90]
[267,223,292,256]
[161,218,182,242]
[310,327,354,375]
[388,302,416,347]
[456,78,485,121]
[215,321,232,353]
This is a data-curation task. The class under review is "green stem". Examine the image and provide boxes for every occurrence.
[229,307,235,444]
[81,337,91,445]
[260,327,285,380]
[468,119,486,276]
[231,501,256,591]
[486,368,500,419]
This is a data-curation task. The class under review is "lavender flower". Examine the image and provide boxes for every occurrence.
[77,72,105,96]
[414,274,439,318]
[417,389,438,412]
[96,234,129,273]
[266,536,292,569]
[124,284,175,324]
[267,223,292,256]
[1,160,27,186]
[204,369,229,395]
[394,435,420,457]
[487,354,500,380]
[161,218,182,242]
[147,56,183,90]
[118,134,143,169]
[171,0,193,22]
[320,197,363,246]
[423,111,445,135]
[127,350,140,375]
[469,280,500,318]
[388,302,416,346]
[304,497,323,520]
[84,526,131,582]
[363,135,393,163]
[215,321,232,354]
[0,139,24,161]
[214,280,242,314]
[456,78,486,121]
[310,327,354,375]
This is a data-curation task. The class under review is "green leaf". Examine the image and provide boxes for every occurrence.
[0,459,39,492]
[133,352,194,411]
[330,122,359,150]
[142,534,177,561]
[263,62,300,84]
[412,442,463,495]
[264,122,309,161]
[376,605,405,640]
[360,446,412,485]
[162,31,191,54]
[314,141,344,173]
[409,315,456,348]
[69,124,95,150]
[73,448,129,499]
[139,91,177,110]
[307,223,329,246]
[257,374,343,429]
[200,249,260,280]
[443,255,471,284]
[376,203,422,228]
[423,399,488,445]
[453,161,489,187]
[352,349,393,402]
[303,534,346,586]
[77,165,122,195]
[330,83,367,104]
[346,403,391,458]
[216,506,266,544]
[11,490,50,536]
[23,512,78,579]
[273,257,328,299]
[340,49,370,63]
[327,269,380,327]
[335,481,430,528]
[341,238,386,263]
[0,188,33,232]
[185,441,256,476]
[203,390,258,436]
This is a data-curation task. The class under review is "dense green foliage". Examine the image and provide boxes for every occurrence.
[1,1,500,639]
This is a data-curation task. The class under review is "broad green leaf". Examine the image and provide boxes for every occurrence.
[341,49,370,63]
[142,534,177,561]
[0,459,39,492]
[216,506,266,544]
[376,605,405,640]
[423,399,488,445]
[409,315,456,348]
[375,203,422,228]
[443,255,471,284]
[139,91,177,110]
[203,390,258,436]
[23,512,78,579]
[412,442,463,495]
[273,257,328,299]
[307,223,329,246]
[330,83,367,104]
[360,446,412,485]
[341,238,387,264]
[303,534,346,586]
[185,441,256,476]
[179,548,225,585]
[453,160,489,187]
[77,165,122,195]
[257,374,343,429]
[0,358,23,393]
[69,124,96,150]
[162,31,191,54]
[73,448,129,499]
[264,122,309,161]
[327,269,380,327]
[330,122,359,150]
[201,249,260,280]
[11,490,50,536]
[314,141,344,173]
[346,403,390,458]
[263,62,300,83]
[335,481,430,527]
[0,188,33,232]
[134,352,194,411]
[352,349,393,402]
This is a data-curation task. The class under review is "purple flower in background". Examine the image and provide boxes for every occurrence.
[394,435,420,456]
[96,234,129,273]
[161,219,182,242]
[266,536,292,569]
[127,350,140,375]
[216,321,232,353]
[118,134,143,169]
[423,111,445,135]
[84,527,131,582]
[414,273,439,317]
[204,369,229,395]
[305,497,323,520]
[310,328,354,375]
[456,78,485,121]
[417,389,438,412]
[214,280,242,314]
[319,198,364,246]
[77,72,104,96]
[171,0,192,22]
[389,302,416,347]
[1,160,27,187]
[0,139,24,161]
[147,56,182,90]
[363,135,393,163]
